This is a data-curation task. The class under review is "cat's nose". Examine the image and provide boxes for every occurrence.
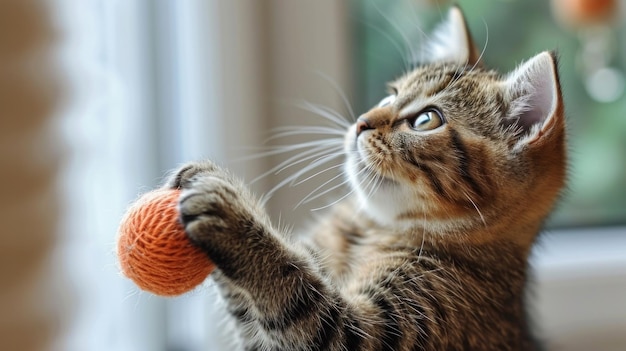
[355,117,372,137]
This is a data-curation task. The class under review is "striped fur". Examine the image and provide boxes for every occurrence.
[167,7,566,351]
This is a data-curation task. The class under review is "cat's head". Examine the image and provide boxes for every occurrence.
[345,7,566,245]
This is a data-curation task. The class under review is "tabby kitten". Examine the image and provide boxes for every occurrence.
[167,7,566,351]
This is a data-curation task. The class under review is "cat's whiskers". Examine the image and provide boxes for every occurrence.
[292,155,346,186]
[357,17,412,73]
[251,142,342,186]
[355,157,388,212]
[281,141,343,166]
[446,64,467,92]
[369,170,388,201]
[285,151,346,183]
[421,160,486,228]
[463,191,487,228]
[413,184,430,264]
[268,126,346,140]
[296,169,350,208]
[260,146,344,205]
[361,168,380,199]
[295,101,353,129]
[307,176,355,208]
[255,92,356,208]
[417,225,426,261]
[240,138,342,163]
[280,149,343,185]
[420,159,456,195]
[310,188,356,212]
[314,70,357,122]
[406,2,435,68]
[442,19,489,92]
[466,19,489,75]
[369,0,420,71]
[310,155,373,212]
[293,164,350,208]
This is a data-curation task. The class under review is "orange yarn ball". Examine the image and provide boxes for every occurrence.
[117,188,214,296]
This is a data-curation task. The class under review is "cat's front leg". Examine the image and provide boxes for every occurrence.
[167,160,279,283]
[167,161,356,349]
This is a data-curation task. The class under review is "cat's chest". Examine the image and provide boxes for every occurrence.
[345,230,421,272]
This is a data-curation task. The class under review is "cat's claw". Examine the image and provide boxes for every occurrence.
[166,160,220,189]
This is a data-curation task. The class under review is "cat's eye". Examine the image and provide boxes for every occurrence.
[410,109,444,131]
[378,94,396,108]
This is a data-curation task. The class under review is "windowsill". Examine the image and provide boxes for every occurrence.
[531,226,626,351]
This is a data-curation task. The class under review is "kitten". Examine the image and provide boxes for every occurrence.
[167,6,566,351]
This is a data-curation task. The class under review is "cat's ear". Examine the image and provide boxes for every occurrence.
[423,6,481,66]
[502,51,564,147]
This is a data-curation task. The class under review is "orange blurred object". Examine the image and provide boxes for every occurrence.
[552,0,619,28]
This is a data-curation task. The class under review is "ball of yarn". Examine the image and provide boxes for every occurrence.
[117,188,214,296]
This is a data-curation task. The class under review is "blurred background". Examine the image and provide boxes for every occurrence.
[2,0,625,350]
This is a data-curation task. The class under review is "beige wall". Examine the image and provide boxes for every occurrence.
[213,1,351,230]
[0,1,65,350]
[265,1,351,228]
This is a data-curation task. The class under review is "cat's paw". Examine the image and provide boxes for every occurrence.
[178,174,250,245]
[169,161,262,271]
[166,160,221,190]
